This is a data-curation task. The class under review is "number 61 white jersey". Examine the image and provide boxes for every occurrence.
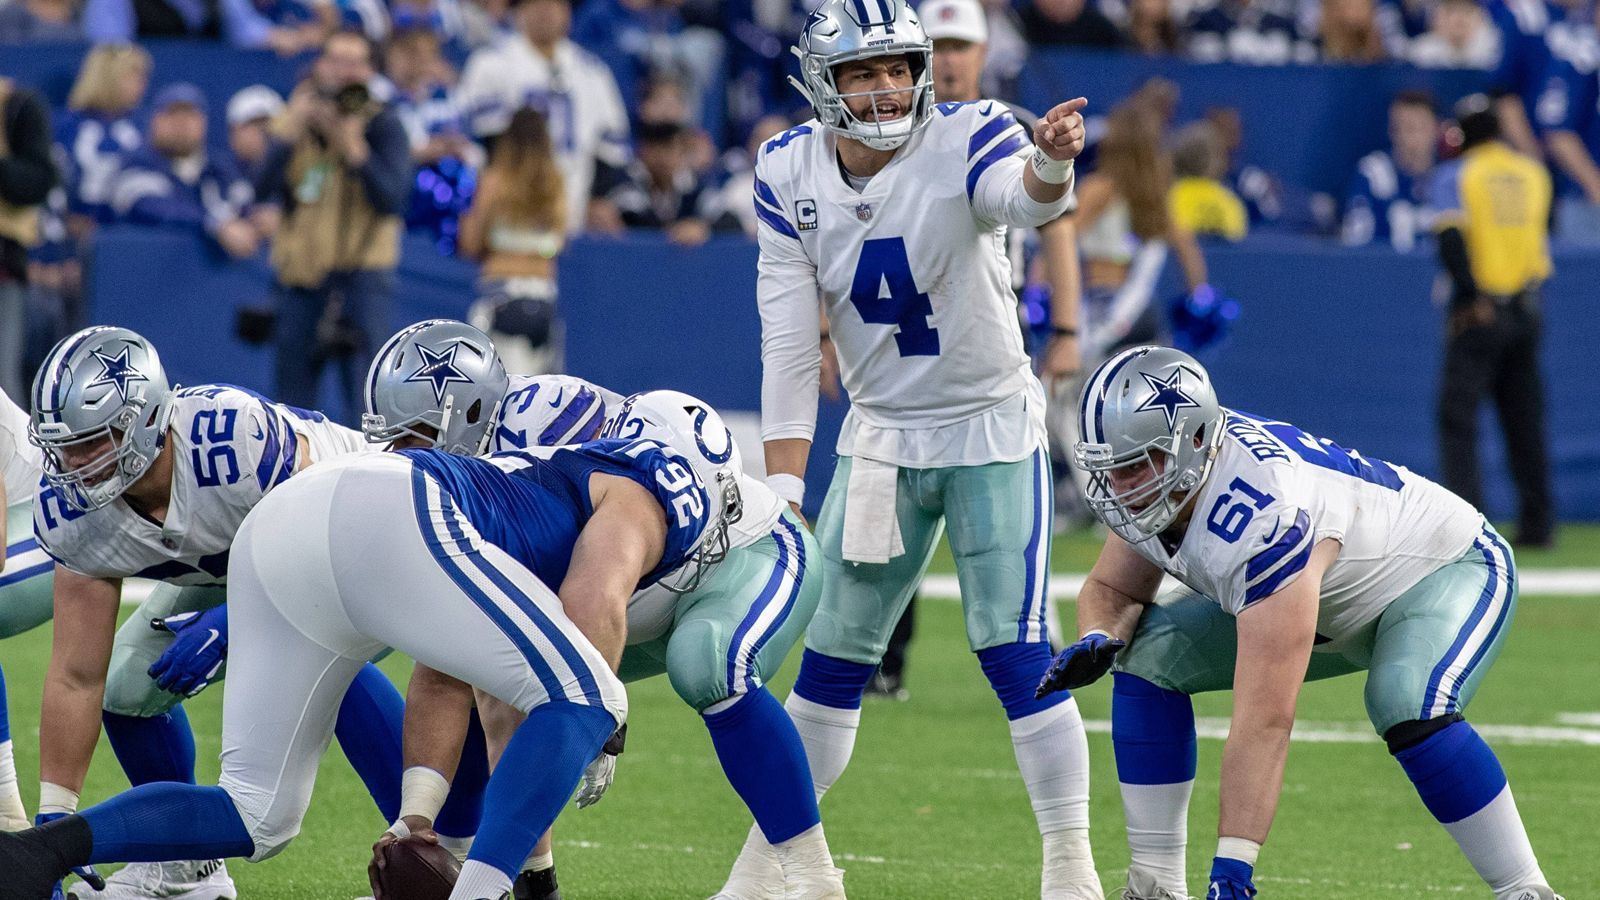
[1130,410,1485,647]
[34,385,369,585]
[755,101,1071,466]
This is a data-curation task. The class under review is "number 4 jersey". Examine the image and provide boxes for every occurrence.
[1130,410,1483,647]
[34,385,369,585]
[755,101,1072,467]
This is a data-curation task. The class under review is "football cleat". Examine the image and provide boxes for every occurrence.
[1495,888,1564,900]
[713,823,785,900]
[1122,866,1194,900]
[71,859,236,900]
[512,864,562,900]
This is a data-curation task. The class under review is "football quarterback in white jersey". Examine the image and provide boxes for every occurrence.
[362,320,839,899]
[26,326,403,899]
[749,1,1100,896]
[1037,346,1564,900]
[0,389,48,831]
[453,0,630,232]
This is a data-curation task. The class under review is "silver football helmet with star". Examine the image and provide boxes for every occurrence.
[1074,346,1224,543]
[605,390,744,591]
[790,0,936,151]
[29,325,175,512]
[362,319,509,455]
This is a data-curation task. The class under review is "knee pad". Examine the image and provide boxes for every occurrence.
[103,661,179,718]
[665,619,736,712]
[1383,713,1463,755]
[976,642,1064,720]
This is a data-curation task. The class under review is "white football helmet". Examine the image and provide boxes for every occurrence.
[605,390,744,590]
[1074,346,1224,543]
[790,0,935,151]
[362,319,509,456]
[30,326,175,512]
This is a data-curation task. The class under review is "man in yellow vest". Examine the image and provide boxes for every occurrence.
[1431,94,1555,547]
[0,78,56,403]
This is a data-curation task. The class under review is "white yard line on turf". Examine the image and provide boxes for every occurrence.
[918,569,1600,599]
[114,569,1600,606]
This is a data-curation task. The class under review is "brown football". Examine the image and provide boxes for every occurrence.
[376,835,461,900]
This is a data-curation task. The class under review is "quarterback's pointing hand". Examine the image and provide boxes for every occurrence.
[1036,630,1125,698]
[1035,97,1088,162]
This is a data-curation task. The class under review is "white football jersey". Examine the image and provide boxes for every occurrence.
[489,374,787,644]
[453,35,630,233]
[35,386,369,584]
[756,101,1070,467]
[1129,410,1483,647]
[1,390,42,505]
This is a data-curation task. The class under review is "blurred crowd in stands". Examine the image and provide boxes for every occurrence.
[0,0,1597,401]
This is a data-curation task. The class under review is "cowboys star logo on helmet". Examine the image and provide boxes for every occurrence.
[406,342,473,404]
[86,346,149,402]
[1135,368,1202,430]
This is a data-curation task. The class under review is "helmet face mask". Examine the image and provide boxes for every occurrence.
[30,326,174,512]
[1074,346,1224,544]
[790,0,936,151]
[362,320,509,457]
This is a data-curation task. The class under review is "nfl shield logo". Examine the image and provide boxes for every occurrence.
[855,203,874,222]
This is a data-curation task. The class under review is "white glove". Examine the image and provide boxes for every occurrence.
[574,752,617,809]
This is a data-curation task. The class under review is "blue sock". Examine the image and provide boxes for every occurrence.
[334,662,404,823]
[1395,720,1507,823]
[434,708,490,839]
[703,688,821,844]
[1111,673,1197,785]
[465,702,615,879]
[977,642,1070,720]
[103,708,197,786]
[791,649,876,710]
[81,783,253,863]
[0,662,10,743]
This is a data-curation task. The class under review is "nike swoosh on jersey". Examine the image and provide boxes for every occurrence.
[549,388,565,408]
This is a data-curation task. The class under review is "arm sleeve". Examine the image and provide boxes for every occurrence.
[356,109,415,216]
[0,92,57,206]
[967,108,1074,228]
[753,161,822,444]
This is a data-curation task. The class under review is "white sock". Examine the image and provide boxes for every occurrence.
[719,822,784,898]
[772,823,836,877]
[522,849,553,873]
[1443,785,1546,893]
[1042,828,1102,899]
[438,833,474,865]
[1119,781,1192,894]
[1010,698,1092,834]
[784,694,861,801]
[449,859,513,900]
[0,741,27,827]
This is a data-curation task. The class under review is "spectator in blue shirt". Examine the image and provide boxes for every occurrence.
[571,0,726,133]
[1486,0,1573,156]
[108,83,261,259]
[1537,18,1600,245]
[0,0,84,42]
[1342,90,1438,250]
[56,44,150,229]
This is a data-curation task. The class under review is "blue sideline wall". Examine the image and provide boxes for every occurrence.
[87,228,1599,521]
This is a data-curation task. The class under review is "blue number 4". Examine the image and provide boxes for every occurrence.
[1206,477,1275,543]
[191,409,241,488]
[849,237,939,357]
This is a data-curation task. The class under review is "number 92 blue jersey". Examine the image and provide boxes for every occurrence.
[401,437,711,590]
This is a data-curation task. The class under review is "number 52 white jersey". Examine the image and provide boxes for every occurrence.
[755,101,1073,467]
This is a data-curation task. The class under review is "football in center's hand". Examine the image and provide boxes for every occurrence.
[376,835,461,900]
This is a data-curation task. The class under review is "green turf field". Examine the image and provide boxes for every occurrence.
[6,526,1597,898]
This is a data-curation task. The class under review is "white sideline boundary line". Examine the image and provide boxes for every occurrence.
[113,568,1600,606]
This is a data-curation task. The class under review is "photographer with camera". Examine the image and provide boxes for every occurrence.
[254,29,413,422]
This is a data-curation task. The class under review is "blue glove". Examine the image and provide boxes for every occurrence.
[148,604,229,697]
[35,812,106,892]
[1035,631,1126,698]
[1207,857,1257,899]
